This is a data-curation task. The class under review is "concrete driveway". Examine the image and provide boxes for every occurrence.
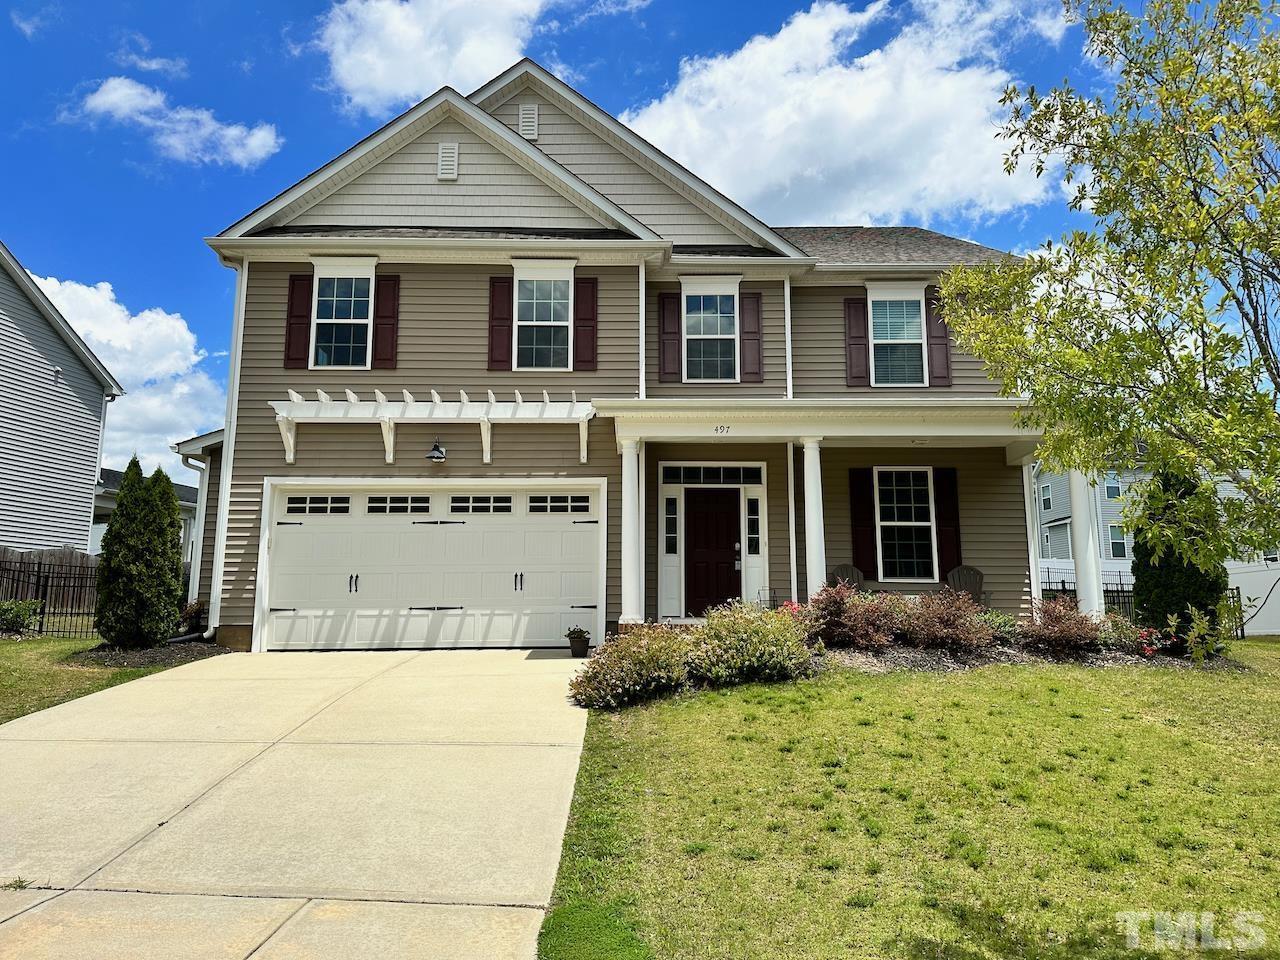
[0,649,586,959]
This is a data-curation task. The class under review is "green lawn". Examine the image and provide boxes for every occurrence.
[0,634,166,725]
[542,640,1280,960]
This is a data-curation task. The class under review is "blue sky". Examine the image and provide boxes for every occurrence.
[2,0,1097,474]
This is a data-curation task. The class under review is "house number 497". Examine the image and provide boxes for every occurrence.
[713,425,730,434]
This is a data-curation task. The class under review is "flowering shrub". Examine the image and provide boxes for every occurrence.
[898,589,995,651]
[687,601,820,687]
[568,624,694,710]
[1019,597,1103,658]
[806,583,909,650]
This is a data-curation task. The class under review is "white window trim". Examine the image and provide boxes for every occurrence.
[512,259,576,373]
[1104,473,1123,500]
[1108,523,1127,559]
[308,256,378,371]
[680,275,742,384]
[872,465,940,584]
[865,281,929,388]
[1040,483,1052,512]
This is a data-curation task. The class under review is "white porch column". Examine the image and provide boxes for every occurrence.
[1068,469,1104,615]
[802,437,827,598]
[620,438,642,623]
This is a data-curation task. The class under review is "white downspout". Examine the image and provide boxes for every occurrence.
[637,260,646,400]
[783,275,794,400]
[206,259,249,641]
[182,454,208,605]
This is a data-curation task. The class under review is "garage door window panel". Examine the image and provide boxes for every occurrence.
[451,494,514,515]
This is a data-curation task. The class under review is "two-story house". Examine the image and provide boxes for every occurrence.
[1,238,123,552]
[182,60,1050,653]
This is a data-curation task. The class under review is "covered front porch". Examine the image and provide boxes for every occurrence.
[597,398,1048,623]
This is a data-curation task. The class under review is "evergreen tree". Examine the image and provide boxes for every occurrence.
[94,457,182,648]
[1131,472,1229,640]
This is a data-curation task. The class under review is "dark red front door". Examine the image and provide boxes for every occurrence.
[684,488,741,617]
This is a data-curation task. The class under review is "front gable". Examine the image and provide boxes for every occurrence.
[289,115,607,231]
[220,89,658,240]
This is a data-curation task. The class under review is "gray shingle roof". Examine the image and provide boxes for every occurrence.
[772,226,1012,266]
[99,467,198,505]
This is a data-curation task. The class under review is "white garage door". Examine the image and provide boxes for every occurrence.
[264,486,603,651]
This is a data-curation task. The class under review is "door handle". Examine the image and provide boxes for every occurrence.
[514,572,519,591]
[348,574,353,593]
[520,572,525,591]
[354,574,359,593]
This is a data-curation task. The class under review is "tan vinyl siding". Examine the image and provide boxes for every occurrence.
[644,442,795,619]
[0,267,105,551]
[794,446,1032,614]
[220,262,633,628]
[290,117,605,230]
[790,285,1001,397]
[488,92,745,245]
[645,281,788,398]
[196,445,221,606]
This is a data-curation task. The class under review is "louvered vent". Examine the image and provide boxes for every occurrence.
[436,141,459,181]
[518,103,538,140]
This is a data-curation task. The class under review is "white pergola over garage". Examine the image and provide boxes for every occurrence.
[270,389,596,465]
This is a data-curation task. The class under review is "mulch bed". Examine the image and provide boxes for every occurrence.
[67,640,231,669]
[826,644,1249,674]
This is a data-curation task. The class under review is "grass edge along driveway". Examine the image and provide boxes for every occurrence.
[540,640,1280,960]
[0,635,167,725]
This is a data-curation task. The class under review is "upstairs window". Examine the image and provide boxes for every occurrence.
[867,283,927,387]
[1040,483,1052,512]
[681,276,740,382]
[311,257,376,369]
[1104,473,1123,500]
[513,261,573,371]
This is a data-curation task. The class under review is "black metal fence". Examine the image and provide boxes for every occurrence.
[0,559,98,638]
[1040,575,1245,641]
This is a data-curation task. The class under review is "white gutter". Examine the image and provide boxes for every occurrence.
[637,259,646,400]
[181,454,208,605]
[206,259,250,640]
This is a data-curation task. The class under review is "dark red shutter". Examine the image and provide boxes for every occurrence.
[739,291,763,383]
[371,274,400,369]
[844,297,870,386]
[658,292,681,382]
[573,276,598,371]
[488,276,513,371]
[284,274,313,369]
[933,466,962,577]
[926,288,952,387]
[849,467,878,580]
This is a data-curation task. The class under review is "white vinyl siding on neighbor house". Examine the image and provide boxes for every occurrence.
[1044,521,1072,560]
[486,91,747,245]
[289,117,605,230]
[0,266,107,551]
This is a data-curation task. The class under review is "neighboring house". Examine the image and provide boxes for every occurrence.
[182,59,1047,653]
[0,239,124,552]
[89,467,200,563]
[1034,466,1280,635]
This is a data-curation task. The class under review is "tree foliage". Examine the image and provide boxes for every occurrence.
[941,0,1280,567]
[1131,472,1230,636]
[95,457,184,648]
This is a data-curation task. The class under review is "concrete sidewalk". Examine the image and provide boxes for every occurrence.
[0,649,586,959]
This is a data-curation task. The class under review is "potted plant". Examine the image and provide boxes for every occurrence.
[566,625,591,658]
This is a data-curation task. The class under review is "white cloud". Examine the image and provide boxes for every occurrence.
[34,275,224,477]
[78,76,282,169]
[115,33,189,78]
[621,0,1066,226]
[9,7,50,38]
[316,0,550,115]
[571,0,651,27]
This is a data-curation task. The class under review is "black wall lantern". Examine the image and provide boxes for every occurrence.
[426,438,447,463]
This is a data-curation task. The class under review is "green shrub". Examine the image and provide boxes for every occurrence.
[686,601,819,687]
[1131,472,1229,638]
[977,608,1020,644]
[1019,597,1102,658]
[898,589,994,651]
[95,458,184,649]
[1098,612,1143,653]
[0,599,41,635]
[569,624,694,709]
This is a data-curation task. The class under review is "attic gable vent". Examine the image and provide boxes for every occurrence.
[436,141,459,181]
[518,103,538,140]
